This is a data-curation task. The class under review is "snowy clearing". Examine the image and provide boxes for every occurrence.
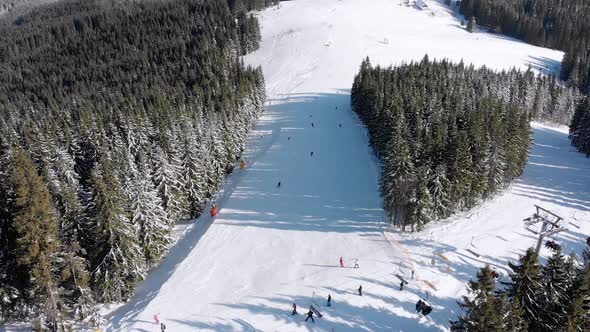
[96,0,590,331]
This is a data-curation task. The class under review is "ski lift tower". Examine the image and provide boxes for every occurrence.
[523,205,566,255]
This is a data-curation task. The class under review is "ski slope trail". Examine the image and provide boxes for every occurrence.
[107,1,588,331]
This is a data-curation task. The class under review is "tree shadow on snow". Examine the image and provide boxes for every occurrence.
[517,127,590,210]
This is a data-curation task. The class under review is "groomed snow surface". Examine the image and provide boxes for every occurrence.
[101,0,587,331]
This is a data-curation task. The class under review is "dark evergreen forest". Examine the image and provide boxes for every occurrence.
[0,0,270,329]
[570,97,590,157]
[458,0,590,94]
[351,57,579,231]
[452,240,590,331]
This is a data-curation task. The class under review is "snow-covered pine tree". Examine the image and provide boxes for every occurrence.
[583,237,590,266]
[412,167,434,231]
[429,164,451,219]
[131,169,171,269]
[484,111,506,197]
[451,265,505,331]
[449,130,474,209]
[0,148,21,321]
[388,114,417,230]
[501,295,527,332]
[153,145,187,222]
[566,265,590,331]
[570,97,590,157]
[205,126,228,189]
[467,16,476,33]
[538,248,571,330]
[88,161,145,302]
[56,240,96,321]
[504,248,544,330]
[180,121,206,218]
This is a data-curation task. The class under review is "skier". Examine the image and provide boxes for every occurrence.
[411,270,415,280]
[358,285,363,296]
[327,294,332,307]
[160,323,166,332]
[339,256,344,268]
[339,123,342,128]
[310,151,314,157]
[400,281,404,291]
[311,122,314,127]
[292,303,298,315]
[153,314,160,325]
[415,299,424,312]
[353,258,359,269]
[210,204,218,218]
[305,308,315,323]
[277,181,281,189]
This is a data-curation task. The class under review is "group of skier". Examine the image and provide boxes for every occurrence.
[153,314,166,331]
[274,116,346,190]
[415,299,432,316]
[292,256,432,323]
[340,256,360,269]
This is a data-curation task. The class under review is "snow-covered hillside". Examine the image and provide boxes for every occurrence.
[103,1,588,331]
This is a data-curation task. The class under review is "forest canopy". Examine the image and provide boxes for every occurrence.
[0,0,270,328]
[459,0,590,94]
[351,57,579,231]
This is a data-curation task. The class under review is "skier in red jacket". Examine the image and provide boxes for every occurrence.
[210,204,218,217]
[339,256,344,268]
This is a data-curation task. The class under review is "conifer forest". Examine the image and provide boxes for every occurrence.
[0,0,589,330]
[0,0,269,328]
[452,240,590,332]
[351,57,580,232]
[459,0,590,94]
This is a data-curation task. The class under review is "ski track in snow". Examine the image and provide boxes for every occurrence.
[96,1,590,331]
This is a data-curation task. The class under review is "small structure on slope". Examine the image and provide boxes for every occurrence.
[415,0,429,10]
[523,205,565,255]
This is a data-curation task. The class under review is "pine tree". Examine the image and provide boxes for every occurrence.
[583,237,590,266]
[449,131,473,209]
[484,111,506,197]
[451,265,504,331]
[386,113,417,230]
[429,164,451,218]
[56,240,95,321]
[566,266,590,331]
[0,148,20,321]
[132,171,171,269]
[502,295,527,332]
[467,16,476,33]
[538,248,570,330]
[412,167,434,231]
[11,149,62,328]
[88,161,145,302]
[505,248,544,330]
[153,145,187,221]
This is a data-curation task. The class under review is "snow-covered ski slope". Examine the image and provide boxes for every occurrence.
[107,1,589,331]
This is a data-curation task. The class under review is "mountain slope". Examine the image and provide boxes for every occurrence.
[104,1,589,331]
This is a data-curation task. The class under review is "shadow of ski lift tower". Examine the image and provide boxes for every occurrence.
[523,205,566,255]
[465,236,481,257]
